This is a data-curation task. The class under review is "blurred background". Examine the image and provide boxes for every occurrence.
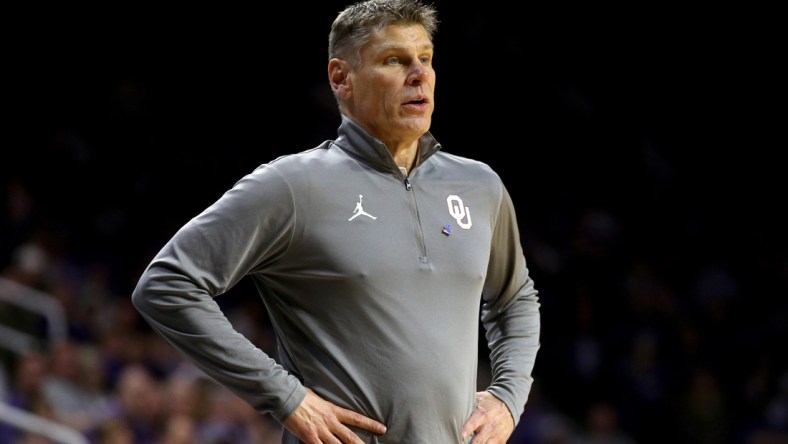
[2,2,785,443]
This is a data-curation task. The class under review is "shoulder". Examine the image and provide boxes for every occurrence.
[433,151,499,174]
[241,140,335,185]
[261,140,333,172]
[428,151,504,186]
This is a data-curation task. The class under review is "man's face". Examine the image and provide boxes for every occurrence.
[348,23,435,147]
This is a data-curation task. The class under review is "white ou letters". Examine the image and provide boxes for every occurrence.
[446,195,472,229]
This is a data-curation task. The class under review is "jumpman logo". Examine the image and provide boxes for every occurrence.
[348,194,377,221]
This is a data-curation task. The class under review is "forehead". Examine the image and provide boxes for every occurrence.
[364,23,433,55]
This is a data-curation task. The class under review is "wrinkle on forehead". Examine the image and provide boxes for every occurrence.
[364,24,433,56]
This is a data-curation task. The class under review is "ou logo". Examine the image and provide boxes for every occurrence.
[446,195,472,229]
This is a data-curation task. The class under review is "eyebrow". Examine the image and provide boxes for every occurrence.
[377,42,434,54]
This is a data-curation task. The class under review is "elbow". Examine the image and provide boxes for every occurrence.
[130,273,153,316]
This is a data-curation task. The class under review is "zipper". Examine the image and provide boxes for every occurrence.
[403,176,427,261]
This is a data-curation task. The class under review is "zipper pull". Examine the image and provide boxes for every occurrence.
[404,178,412,190]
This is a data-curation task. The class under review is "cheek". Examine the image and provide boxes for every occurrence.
[427,73,436,89]
[357,89,384,111]
[357,81,384,102]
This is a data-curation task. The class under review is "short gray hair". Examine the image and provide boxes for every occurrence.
[329,0,439,68]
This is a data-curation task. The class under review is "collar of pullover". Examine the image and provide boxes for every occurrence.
[332,114,442,174]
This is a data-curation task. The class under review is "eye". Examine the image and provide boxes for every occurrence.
[420,56,431,65]
[385,57,401,65]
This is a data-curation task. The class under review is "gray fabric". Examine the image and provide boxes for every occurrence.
[132,115,540,443]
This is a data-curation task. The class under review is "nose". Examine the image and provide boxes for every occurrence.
[407,64,428,86]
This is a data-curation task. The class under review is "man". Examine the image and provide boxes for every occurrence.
[131,0,541,442]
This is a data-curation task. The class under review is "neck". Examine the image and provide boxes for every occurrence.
[389,141,419,171]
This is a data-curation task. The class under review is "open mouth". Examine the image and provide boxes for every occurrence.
[404,96,428,106]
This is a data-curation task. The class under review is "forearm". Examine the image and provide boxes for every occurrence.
[482,280,541,426]
[131,261,305,422]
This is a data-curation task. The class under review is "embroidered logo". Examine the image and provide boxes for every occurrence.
[447,195,472,229]
[348,194,377,221]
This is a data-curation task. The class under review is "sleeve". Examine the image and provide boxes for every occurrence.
[130,165,307,423]
[480,182,541,427]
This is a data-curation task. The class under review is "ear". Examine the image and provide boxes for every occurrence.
[328,58,352,100]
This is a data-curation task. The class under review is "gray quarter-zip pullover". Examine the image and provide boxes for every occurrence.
[132,115,541,443]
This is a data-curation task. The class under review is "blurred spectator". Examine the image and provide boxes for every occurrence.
[510,381,578,444]
[39,339,113,434]
[572,401,636,444]
[109,363,164,443]
[5,351,48,411]
[159,413,198,444]
[94,419,134,444]
[676,367,730,444]
[0,351,50,443]
[196,379,282,444]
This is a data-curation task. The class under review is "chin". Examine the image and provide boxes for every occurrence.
[403,118,431,135]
